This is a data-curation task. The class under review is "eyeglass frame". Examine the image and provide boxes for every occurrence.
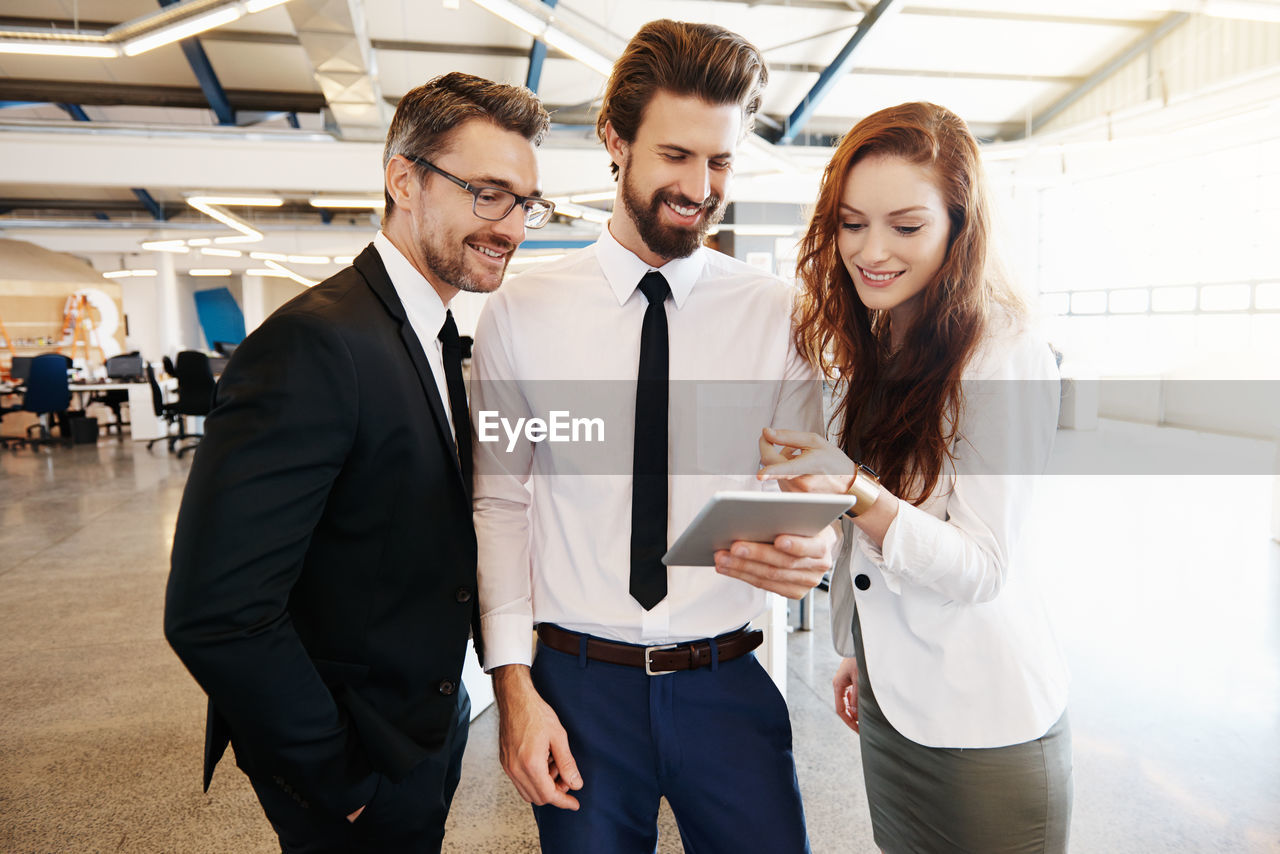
[403,154,556,228]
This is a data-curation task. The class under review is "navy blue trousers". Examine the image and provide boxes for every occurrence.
[531,634,811,854]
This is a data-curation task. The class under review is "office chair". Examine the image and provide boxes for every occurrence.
[145,361,185,453]
[162,355,175,377]
[0,353,72,449]
[170,350,216,458]
[91,352,144,437]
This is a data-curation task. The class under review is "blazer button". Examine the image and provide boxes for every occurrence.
[455,587,473,603]
[438,680,457,696]
[854,574,871,591]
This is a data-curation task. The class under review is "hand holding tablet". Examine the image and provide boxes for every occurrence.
[662,490,853,567]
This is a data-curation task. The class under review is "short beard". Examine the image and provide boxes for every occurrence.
[620,161,725,261]
[419,232,513,294]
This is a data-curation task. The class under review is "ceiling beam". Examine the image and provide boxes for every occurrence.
[776,0,901,144]
[525,0,558,93]
[0,79,327,113]
[1020,12,1191,139]
[156,0,235,126]
[56,103,167,221]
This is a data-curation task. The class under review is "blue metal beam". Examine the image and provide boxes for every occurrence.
[524,0,558,93]
[132,189,167,221]
[57,103,91,122]
[0,101,45,110]
[59,104,167,220]
[777,0,901,145]
[158,0,236,125]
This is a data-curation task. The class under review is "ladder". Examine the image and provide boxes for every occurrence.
[58,293,105,368]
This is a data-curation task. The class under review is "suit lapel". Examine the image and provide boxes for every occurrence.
[354,245,467,494]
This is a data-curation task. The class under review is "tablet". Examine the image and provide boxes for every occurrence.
[662,490,854,567]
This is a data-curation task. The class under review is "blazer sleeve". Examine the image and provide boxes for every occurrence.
[164,310,376,817]
[853,328,1060,604]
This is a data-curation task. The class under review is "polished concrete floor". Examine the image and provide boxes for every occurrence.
[1,422,1278,853]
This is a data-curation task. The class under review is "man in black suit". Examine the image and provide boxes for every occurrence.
[165,72,552,852]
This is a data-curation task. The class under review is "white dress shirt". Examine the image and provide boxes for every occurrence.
[373,231,457,440]
[829,317,1070,748]
[472,225,822,671]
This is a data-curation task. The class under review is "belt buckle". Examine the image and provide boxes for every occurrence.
[644,643,678,676]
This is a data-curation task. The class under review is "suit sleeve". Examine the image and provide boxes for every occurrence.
[164,310,376,816]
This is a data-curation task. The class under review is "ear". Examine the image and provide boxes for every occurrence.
[603,121,629,170]
[385,155,420,213]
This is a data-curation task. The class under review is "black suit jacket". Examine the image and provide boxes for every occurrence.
[165,244,479,817]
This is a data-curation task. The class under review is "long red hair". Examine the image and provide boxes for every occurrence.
[793,102,1023,504]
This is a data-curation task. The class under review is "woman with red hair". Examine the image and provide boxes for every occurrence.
[743,102,1071,851]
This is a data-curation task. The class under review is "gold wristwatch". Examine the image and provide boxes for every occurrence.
[843,463,881,518]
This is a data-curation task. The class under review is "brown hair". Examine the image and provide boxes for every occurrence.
[595,19,768,178]
[793,102,1024,504]
[383,71,550,216]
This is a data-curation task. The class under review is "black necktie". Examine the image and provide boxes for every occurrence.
[630,271,670,611]
[438,310,472,491]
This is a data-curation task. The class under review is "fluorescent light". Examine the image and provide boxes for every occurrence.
[187,198,265,242]
[264,259,317,287]
[470,0,546,35]
[187,195,283,207]
[102,269,158,279]
[470,0,614,76]
[249,251,288,261]
[332,256,356,265]
[141,240,190,253]
[541,27,614,76]
[123,5,243,57]
[201,247,243,257]
[214,234,260,244]
[189,268,233,277]
[245,0,294,12]
[0,40,121,58]
[309,197,385,209]
[286,255,330,265]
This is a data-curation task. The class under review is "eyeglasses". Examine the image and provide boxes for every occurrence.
[405,155,556,229]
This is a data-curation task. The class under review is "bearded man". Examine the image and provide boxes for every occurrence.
[471,21,831,854]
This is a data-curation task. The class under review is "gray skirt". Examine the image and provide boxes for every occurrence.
[853,612,1072,854]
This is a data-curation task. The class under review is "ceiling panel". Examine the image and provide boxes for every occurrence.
[200,40,319,91]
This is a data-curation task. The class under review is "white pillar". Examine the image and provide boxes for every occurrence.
[242,275,268,334]
[156,252,182,359]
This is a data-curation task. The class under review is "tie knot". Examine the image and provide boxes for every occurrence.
[638,271,669,306]
[438,310,459,347]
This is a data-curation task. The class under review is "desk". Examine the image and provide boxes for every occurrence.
[69,381,171,441]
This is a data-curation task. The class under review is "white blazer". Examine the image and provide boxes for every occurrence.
[830,318,1070,749]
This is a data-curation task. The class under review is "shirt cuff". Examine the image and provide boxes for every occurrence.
[479,612,535,671]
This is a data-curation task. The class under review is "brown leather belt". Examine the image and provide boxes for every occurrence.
[536,623,763,675]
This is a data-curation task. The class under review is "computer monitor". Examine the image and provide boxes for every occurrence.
[105,353,145,381]
[9,356,33,382]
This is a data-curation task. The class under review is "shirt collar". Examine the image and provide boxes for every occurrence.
[594,222,704,310]
[374,230,449,339]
